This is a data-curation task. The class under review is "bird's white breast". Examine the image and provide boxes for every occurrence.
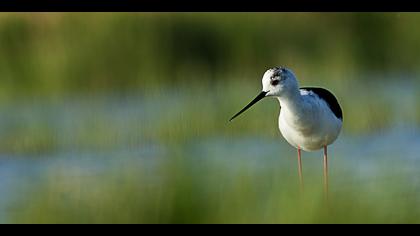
[278,91,342,152]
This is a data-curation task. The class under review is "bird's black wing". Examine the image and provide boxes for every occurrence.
[300,87,343,121]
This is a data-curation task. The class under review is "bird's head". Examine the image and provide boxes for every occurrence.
[262,67,299,97]
[229,66,298,122]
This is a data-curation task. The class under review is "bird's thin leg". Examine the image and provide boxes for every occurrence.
[323,145,329,201]
[297,147,304,191]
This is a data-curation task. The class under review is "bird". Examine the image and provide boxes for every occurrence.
[229,67,343,196]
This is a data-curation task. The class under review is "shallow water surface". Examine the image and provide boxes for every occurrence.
[0,87,419,223]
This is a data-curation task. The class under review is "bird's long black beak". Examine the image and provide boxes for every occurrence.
[229,91,268,122]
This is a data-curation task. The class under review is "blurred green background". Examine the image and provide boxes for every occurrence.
[0,13,420,223]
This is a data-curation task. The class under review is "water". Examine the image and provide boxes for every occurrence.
[0,83,419,223]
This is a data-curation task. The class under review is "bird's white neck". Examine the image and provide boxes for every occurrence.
[276,88,314,131]
[276,88,304,115]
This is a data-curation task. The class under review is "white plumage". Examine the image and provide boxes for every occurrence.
[278,88,342,151]
[230,66,343,194]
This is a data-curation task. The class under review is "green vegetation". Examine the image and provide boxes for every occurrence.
[9,155,420,224]
[0,13,420,99]
[0,13,419,223]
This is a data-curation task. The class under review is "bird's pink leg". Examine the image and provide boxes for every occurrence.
[297,147,303,191]
[323,146,329,201]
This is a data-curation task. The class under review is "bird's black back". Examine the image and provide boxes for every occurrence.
[300,87,343,121]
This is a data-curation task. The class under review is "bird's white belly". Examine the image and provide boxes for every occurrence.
[278,110,342,152]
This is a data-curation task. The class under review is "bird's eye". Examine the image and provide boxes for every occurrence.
[271,80,280,86]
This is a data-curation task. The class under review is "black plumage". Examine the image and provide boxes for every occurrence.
[300,87,343,121]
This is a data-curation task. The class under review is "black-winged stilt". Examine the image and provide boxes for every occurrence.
[229,67,343,195]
